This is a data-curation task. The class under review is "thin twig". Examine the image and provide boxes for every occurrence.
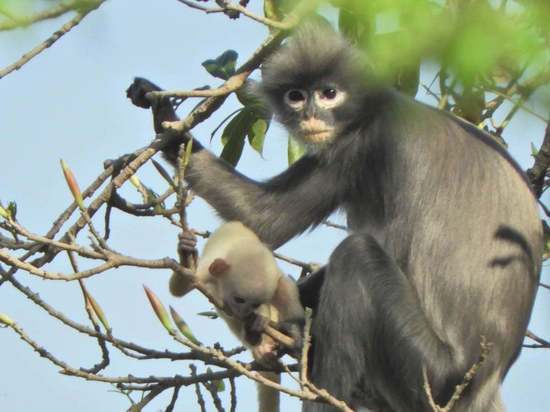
[164,385,181,412]
[0,248,188,281]
[229,377,237,412]
[0,1,105,79]
[0,0,83,31]
[423,336,493,412]
[300,308,313,389]
[177,0,296,30]
[190,365,208,412]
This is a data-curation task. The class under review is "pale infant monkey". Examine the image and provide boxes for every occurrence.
[169,221,305,412]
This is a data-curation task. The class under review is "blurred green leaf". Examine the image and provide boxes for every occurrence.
[197,311,219,319]
[206,367,226,392]
[202,50,238,80]
[288,135,306,165]
[530,142,539,157]
[0,206,9,219]
[6,202,16,220]
[0,313,14,326]
[248,117,268,156]
[332,0,548,100]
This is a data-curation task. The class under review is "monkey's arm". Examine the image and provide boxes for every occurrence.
[127,78,340,248]
[270,275,305,350]
[187,152,339,248]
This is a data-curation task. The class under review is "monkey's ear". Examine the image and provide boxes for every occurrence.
[209,258,231,277]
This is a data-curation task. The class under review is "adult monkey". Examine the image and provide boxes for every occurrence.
[127,23,543,412]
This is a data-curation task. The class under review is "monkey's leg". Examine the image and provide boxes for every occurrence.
[304,233,478,412]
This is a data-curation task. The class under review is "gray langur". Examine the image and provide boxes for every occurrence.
[169,221,304,412]
[128,23,543,412]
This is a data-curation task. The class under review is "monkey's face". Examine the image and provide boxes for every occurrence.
[258,22,369,150]
[224,294,261,319]
[278,84,349,146]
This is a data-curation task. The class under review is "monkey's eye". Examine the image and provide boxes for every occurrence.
[321,88,337,100]
[233,296,245,304]
[315,88,346,109]
[284,89,307,109]
[252,303,261,309]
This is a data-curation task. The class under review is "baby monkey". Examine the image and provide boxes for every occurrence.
[169,222,305,412]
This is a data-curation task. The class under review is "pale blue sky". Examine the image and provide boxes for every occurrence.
[0,1,548,411]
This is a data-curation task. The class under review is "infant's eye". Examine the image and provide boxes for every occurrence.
[233,296,245,304]
[321,88,337,99]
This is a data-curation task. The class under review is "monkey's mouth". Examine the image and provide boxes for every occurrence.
[300,129,334,143]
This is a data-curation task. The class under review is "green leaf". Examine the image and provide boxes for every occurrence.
[221,133,246,167]
[530,142,539,157]
[152,159,177,191]
[143,186,165,213]
[206,367,226,392]
[201,50,238,80]
[197,311,219,319]
[288,135,306,165]
[247,117,268,156]
[220,110,253,166]
[7,202,17,220]
[0,206,9,219]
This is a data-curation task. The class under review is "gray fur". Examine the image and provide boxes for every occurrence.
[129,22,543,412]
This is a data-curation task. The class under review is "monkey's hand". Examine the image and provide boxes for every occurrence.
[252,338,279,366]
[126,77,184,137]
[277,318,304,358]
[243,312,267,346]
[243,314,280,365]
[126,77,163,109]
[126,77,199,166]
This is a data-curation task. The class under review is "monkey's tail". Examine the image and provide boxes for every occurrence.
[257,372,280,412]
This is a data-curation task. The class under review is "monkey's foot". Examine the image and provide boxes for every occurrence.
[177,231,198,255]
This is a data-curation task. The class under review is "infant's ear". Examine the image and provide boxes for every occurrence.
[209,258,231,277]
